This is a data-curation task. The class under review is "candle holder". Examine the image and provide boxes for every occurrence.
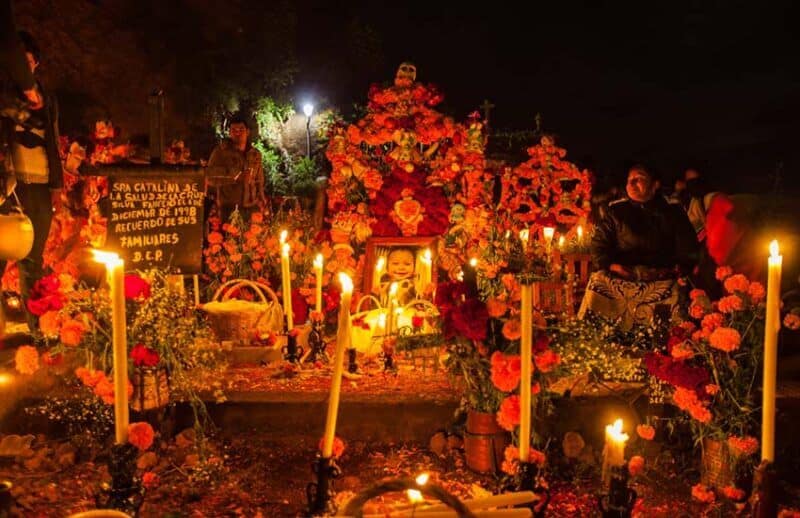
[305,319,328,364]
[306,454,342,516]
[282,331,304,363]
[347,347,358,374]
[597,465,637,518]
[96,443,144,515]
[513,461,550,517]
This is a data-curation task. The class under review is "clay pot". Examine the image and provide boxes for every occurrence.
[463,410,509,473]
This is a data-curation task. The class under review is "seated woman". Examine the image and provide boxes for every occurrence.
[578,165,699,330]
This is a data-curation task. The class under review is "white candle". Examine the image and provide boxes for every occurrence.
[193,274,200,307]
[542,227,555,254]
[558,235,565,250]
[602,418,628,486]
[392,491,537,513]
[576,224,584,244]
[519,283,532,462]
[377,312,387,338]
[374,256,386,297]
[281,241,293,330]
[322,273,353,458]
[92,250,129,444]
[420,248,432,294]
[519,229,529,252]
[314,253,324,314]
[762,240,782,462]
[386,283,398,335]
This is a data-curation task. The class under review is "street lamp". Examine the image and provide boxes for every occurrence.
[303,103,314,158]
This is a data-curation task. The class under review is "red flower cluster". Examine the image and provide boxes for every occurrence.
[124,274,151,300]
[642,352,710,394]
[131,343,159,368]
[490,351,522,392]
[26,274,66,316]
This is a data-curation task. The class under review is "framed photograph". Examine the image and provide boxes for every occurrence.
[363,236,438,305]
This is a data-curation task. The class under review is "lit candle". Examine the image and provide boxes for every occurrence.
[542,227,555,253]
[322,273,353,458]
[420,248,432,294]
[92,250,129,444]
[519,282,533,463]
[313,253,324,314]
[558,235,565,250]
[386,283,398,335]
[576,224,584,244]
[193,274,200,307]
[281,241,294,330]
[762,240,782,462]
[377,312,387,338]
[601,419,628,487]
[464,258,479,297]
[373,256,386,296]
[519,229,529,252]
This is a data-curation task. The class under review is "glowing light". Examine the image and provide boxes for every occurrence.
[6,296,20,310]
[770,240,779,259]
[469,257,478,267]
[606,418,628,442]
[92,249,122,267]
[303,103,314,118]
[338,272,353,294]
[376,256,385,272]
[406,489,423,503]
[416,473,429,486]
[558,236,565,249]
[313,254,323,269]
[577,225,584,240]
[422,249,432,263]
[543,227,555,242]
[279,230,288,244]
[281,242,290,257]
[0,373,13,386]
[389,282,398,297]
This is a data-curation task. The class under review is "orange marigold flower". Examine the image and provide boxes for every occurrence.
[38,310,62,338]
[501,319,522,341]
[490,351,522,392]
[748,282,766,303]
[701,312,724,331]
[636,424,655,441]
[692,483,716,503]
[689,303,705,319]
[250,212,264,224]
[723,273,750,295]
[715,266,733,281]
[673,387,712,423]
[727,435,759,456]
[486,297,508,318]
[628,455,645,477]
[721,486,746,501]
[534,350,560,373]
[529,448,546,466]
[142,471,159,489]
[207,231,224,244]
[671,342,694,360]
[501,445,519,475]
[496,395,521,431]
[689,289,707,301]
[15,345,40,375]
[318,436,346,459]
[784,313,800,331]
[709,326,741,352]
[128,421,155,451]
[718,295,744,313]
[705,384,720,395]
[60,318,87,347]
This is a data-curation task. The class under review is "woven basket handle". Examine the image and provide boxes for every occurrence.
[355,294,382,313]
[401,298,440,315]
[211,279,280,306]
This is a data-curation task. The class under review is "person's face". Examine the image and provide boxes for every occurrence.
[25,52,38,74]
[386,250,415,280]
[229,123,249,146]
[626,169,659,203]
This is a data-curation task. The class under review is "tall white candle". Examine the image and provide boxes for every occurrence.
[93,251,129,444]
[601,418,628,487]
[420,248,432,295]
[386,283,398,335]
[374,256,386,297]
[762,240,782,462]
[519,282,533,462]
[313,253,324,314]
[281,241,293,330]
[322,273,353,458]
[576,224,584,244]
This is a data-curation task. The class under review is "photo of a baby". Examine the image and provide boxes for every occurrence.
[378,247,418,306]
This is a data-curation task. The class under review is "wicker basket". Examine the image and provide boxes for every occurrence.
[201,279,283,343]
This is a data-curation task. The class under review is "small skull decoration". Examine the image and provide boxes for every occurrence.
[394,62,417,88]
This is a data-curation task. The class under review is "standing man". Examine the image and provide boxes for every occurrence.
[206,113,265,222]
[578,164,699,330]
[0,31,62,333]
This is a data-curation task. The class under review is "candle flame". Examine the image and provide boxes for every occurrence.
[281,242,290,256]
[558,235,565,248]
[577,225,584,238]
[376,256,385,272]
[457,270,464,281]
[416,473,430,486]
[92,249,123,267]
[505,229,511,239]
[313,253,323,269]
[0,373,13,386]
[279,229,288,244]
[377,312,387,327]
[422,248,432,262]
[406,489,423,503]
[469,257,478,267]
[389,282,398,296]
[519,229,529,242]
[543,227,555,240]
[770,240,779,258]
[606,418,629,442]
[338,272,353,294]
[394,307,403,315]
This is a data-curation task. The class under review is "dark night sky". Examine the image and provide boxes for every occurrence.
[292,1,800,192]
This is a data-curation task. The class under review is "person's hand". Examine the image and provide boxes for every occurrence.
[23,87,44,110]
[609,263,633,280]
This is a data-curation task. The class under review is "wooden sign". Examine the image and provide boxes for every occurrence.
[106,172,204,273]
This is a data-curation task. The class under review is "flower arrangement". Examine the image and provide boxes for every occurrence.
[643,266,771,488]
[19,269,225,436]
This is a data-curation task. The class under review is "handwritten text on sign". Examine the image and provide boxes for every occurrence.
[107,174,204,272]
